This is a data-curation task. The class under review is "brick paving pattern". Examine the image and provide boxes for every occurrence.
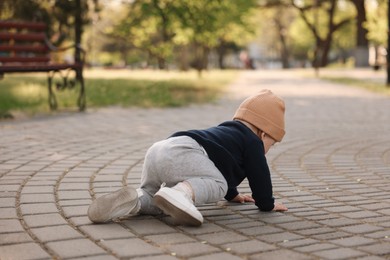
[1,70,389,259]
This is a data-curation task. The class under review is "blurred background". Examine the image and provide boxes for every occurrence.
[0,0,388,117]
[1,0,387,71]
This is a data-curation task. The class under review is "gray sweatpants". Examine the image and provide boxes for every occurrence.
[137,136,228,215]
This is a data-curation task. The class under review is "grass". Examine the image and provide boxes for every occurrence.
[298,67,390,96]
[0,69,238,118]
[320,76,390,96]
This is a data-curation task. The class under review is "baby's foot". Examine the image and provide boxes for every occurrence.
[154,186,203,226]
[88,187,139,223]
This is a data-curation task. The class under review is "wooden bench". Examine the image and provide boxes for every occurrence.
[0,21,86,111]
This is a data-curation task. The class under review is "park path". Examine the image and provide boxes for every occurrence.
[0,69,389,259]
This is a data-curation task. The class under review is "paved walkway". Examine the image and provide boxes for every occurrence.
[0,70,389,260]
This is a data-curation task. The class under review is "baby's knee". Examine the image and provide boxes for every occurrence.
[187,178,227,205]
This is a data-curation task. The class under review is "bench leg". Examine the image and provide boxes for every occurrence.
[77,74,86,111]
[48,72,58,110]
[47,69,85,111]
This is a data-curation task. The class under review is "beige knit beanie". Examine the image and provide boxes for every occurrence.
[233,89,285,142]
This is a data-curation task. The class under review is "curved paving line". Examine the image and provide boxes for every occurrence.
[13,137,131,258]
[53,138,152,258]
[14,143,84,258]
[355,139,390,181]
[176,138,337,258]
[118,151,251,258]
[327,138,390,194]
[84,139,215,258]
[268,136,387,254]
[85,140,296,258]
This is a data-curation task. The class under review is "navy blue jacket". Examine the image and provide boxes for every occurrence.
[171,120,275,211]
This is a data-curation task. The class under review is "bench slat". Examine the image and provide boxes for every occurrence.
[0,63,82,73]
[0,56,50,63]
[0,21,46,31]
[0,32,46,41]
[0,20,85,111]
[0,45,48,52]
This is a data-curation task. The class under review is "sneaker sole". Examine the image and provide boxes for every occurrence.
[153,190,203,227]
[88,187,138,223]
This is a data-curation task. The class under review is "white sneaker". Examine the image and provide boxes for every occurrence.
[153,186,203,226]
[88,187,139,223]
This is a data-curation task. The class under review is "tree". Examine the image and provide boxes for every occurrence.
[349,0,369,67]
[172,0,257,74]
[387,0,390,86]
[105,0,257,73]
[365,0,388,70]
[288,13,316,66]
[259,0,358,68]
[0,0,52,35]
[52,0,100,47]
[291,0,354,67]
[0,0,100,53]
[253,5,296,68]
[208,1,258,69]
[105,0,180,69]
[259,6,296,68]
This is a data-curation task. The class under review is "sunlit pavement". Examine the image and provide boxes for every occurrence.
[1,69,389,259]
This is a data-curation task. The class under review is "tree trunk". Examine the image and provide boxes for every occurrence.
[313,37,321,69]
[177,46,190,71]
[320,37,333,67]
[387,0,390,86]
[193,44,209,78]
[74,0,83,80]
[152,0,171,70]
[352,0,369,67]
[216,43,226,70]
[274,17,290,69]
[294,0,352,68]
[157,57,166,70]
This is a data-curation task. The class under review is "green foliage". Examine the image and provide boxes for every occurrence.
[331,2,356,57]
[258,0,357,66]
[332,16,356,50]
[0,0,99,46]
[365,0,388,45]
[102,0,258,70]
[289,17,315,61]
[256,6,298,63]
[173,0,257,45]
[1,0,385,70]
[0,0,50,21]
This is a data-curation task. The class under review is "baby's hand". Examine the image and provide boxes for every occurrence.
[273,202,288,212]
[231,193,255,203]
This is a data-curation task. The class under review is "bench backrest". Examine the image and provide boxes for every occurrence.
[0,21,51,64]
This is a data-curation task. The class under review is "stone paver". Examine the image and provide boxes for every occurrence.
[1,69,389,259]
